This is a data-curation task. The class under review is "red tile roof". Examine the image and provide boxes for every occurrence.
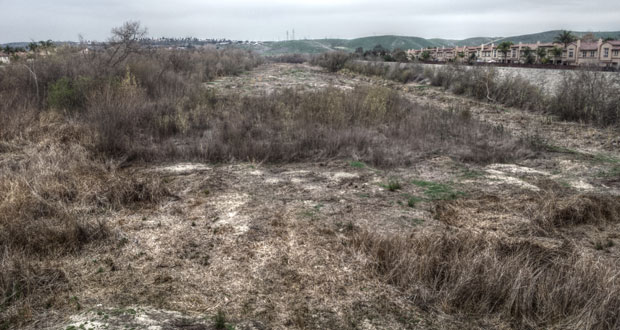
[580,42,599,50]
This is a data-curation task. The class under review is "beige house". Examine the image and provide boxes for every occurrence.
[408,38,620,69]
[597,40,620,68]
[0,52,9,64]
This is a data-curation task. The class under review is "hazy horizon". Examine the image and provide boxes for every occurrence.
[1,0,620,43]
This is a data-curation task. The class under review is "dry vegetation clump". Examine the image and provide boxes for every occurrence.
[148,86,533,166]
[534,193,620,230]
[310,51,352,72]
[344,61,426,83]
[0,117,168,326]
[0,45,262,112]
[0,28,264,326]
[338,59,620,126]
[426,64,546,110]
[548,70,620,125]
[351,228,620,329]
[267,53,310,64]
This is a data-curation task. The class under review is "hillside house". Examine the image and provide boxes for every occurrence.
[0,52,9,64]
[408,38,620,68]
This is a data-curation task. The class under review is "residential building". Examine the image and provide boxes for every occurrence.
[0,52,9,64]
[408,38,620,69]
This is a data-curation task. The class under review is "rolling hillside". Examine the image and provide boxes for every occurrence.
[256,30,620,55]
[494,30,620,44]
[258,35,495,55]
[4,30,619,55]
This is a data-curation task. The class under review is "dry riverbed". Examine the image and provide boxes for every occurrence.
[44,63,620,330]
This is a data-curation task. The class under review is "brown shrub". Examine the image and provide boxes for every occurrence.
[310,52,352,72]
[122,86,532,166]
[535,193,620,230]
[346,62,620,126]
[549,70,620,125]
[427,65,546,110]
[352,228,620,329]
[0,127,167,325]
[267,54,310,64]
[344,61,426,84]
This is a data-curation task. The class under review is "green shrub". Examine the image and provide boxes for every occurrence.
[47,77,91,112]
[311,52,351,72]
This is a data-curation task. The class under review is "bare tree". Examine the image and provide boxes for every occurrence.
[106,21,148,67]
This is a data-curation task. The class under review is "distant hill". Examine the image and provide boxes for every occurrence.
[4,30,619,54]
[257,35,496,55]
[428,37,498,47]
[345,36,440,51]
[0,41,77,48]
[256,30,620,55]
[494,30,620,44]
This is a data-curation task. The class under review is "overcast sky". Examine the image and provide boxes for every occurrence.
[1,0,619,43]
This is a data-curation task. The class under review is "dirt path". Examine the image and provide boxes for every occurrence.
[206,63,372,96]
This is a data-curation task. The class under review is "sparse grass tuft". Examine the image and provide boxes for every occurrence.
[214,310,230,330]
[382,179,402,192]
[350,161,366,169]
[411,180,464,201]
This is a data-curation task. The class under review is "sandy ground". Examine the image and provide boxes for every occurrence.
[44,63,619,330]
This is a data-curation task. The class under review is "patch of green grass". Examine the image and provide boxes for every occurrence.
[594,240,614,251]
[336,221,356,232]
[70,296,81,311]
[542,143,580,155]
[592,154,620,164]
[214,310,234,330]
[300,204,323,220]
[407,196,424,208]
[558,180,572,188]
[409,218,425,226]
[411,179,464,201]
[300,210,317,219]
[350,160,366,169]
[381,178,402,192]
[543,143,619,165]
[459,168,484,179]
[109,308,138,316]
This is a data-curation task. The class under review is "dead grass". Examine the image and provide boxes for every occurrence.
[535,193,620,230]
[111,85,533,166]
[548,70,620,125]
[344,61,426,83]
[1,40,618,329]
[311,52,352,72]
[352,227,620,329]
[343,61,620,126]
[0,115,167,327]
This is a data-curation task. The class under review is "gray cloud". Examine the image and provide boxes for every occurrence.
[0,0,619,43]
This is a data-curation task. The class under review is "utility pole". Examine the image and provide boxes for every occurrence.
[292,29,295,41]
[286,30,289,41]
